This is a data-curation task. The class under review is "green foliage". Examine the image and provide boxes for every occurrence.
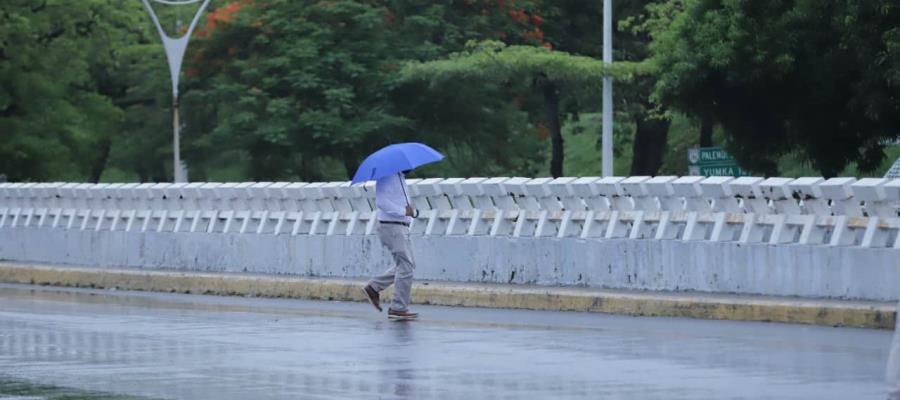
[401,40,648,87]
[182,1,561,181]
[1,1,134,181]
[563,113,635,177]
[0,0,173,182]
[183,0,407,180]
[650,0,900,177]
[399,40,648,177]
[3,0,899,182]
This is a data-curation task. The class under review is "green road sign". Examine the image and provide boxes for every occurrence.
[688,146,747,177]
[699,164,745,176]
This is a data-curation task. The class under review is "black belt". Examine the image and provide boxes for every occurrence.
[379,220,409,227]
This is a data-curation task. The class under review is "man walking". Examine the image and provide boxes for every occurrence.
[362,171,419,320]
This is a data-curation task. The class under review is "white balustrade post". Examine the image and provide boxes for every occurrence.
[0,184,13,228]
[699,177,738,242]
[619,176,652,240]
[246,182,273,234]
[730,177,767,244]
[282,183,309,235]
[264,182,291,235]
[568,177,606,239]
[482,178,517,237]
[788,177,825,245]
[438,178,471,236]
[643,176,678,240]
[362,181,378,235]
[459,177,491,236]
[12,183,35,227]
[671,176,709,241]
[114,183,138,232]
[341,183,369,235]
[547,177,582,238]
[211,183,237,233]
[414,178,448,236]
[523,177,559,237]
[881,180,900,249]
[232,182,256,234]
[596,177,629,239]
[163,182,188,232]
[302,182,329,235]
[851,178,892,247]
[322,182,351,236]
[179,182,204,233]
[502,177,537,238]
[759,177,800,244]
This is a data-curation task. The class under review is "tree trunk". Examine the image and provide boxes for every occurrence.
[149,158,168,183]
[249,142,277,181]
[700,115,714,147]
[88,137,111,183]
[541,81,563,178]
[630,116,670,176]
[342,154,359,181]
[137,166,148,183]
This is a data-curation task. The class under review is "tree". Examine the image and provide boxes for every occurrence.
[184,0,410,181]
[539,0,674,176]
[1,1,132,181]
[385,0,558,178]
[0,1,171,182]
[400,40,645,177]
[650,0,900,176]
[184,0,563,180]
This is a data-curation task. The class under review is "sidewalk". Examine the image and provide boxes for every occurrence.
[0,262,893,329]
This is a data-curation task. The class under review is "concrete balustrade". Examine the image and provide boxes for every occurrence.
[1,176,899,247]
[2,176,900,301]
[0,178,898,245]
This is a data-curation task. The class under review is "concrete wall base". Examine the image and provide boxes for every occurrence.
[1,228,897,301]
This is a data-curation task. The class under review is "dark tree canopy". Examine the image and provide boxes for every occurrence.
[650,0,900,177]
[2,0,898,182]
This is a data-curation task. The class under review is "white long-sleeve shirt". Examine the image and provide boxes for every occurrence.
[375,173,412,224]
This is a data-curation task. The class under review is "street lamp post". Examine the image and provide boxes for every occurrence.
[602,0,614,177]
[141,0,212,183]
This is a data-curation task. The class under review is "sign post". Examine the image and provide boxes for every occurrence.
[688,146,747,177]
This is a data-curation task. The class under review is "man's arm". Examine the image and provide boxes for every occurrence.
[376,174,415,219]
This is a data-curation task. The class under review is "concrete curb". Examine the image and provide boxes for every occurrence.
[0,262,894,329]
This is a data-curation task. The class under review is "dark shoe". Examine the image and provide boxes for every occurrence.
[387,309,418,320]
[363,285,382,312]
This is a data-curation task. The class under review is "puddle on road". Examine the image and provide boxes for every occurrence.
[0,377,155,400]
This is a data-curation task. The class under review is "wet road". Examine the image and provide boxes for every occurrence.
[0,284,891,400]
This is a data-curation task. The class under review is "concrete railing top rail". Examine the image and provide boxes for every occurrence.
[1,176,899,248]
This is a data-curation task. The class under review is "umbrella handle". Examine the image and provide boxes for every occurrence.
[398,173,418,218]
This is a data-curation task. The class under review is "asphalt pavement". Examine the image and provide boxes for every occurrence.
[0,284,891,399]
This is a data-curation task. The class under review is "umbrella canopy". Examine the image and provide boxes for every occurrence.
[351,142,444,184]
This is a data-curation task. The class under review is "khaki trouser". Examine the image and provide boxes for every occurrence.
[367,223,415,312]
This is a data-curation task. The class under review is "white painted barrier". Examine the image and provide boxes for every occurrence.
[2,176,898,248]
[2,177,899,301]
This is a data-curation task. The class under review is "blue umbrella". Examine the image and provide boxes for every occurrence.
[351,142,444,185]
